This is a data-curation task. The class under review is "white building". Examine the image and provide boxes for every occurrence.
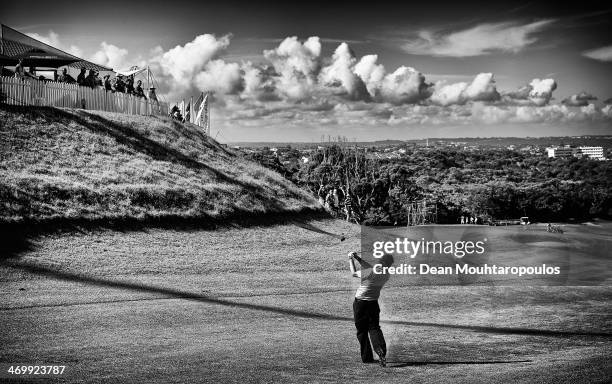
[546,145,605,160]
[578,146,605,160]
[546,146,576,158]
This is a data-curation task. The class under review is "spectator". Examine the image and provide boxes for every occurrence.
[84,70,97,88]
[94,71,103,87]
[103,75,112,91]
[76,67,87,86]
[134,80,147,98]
[57,68,76,84]
[113,75,126,93]
[169,105,183,121]
[14,58,25,78]
[125,75,135,94]
[25,66,38,79]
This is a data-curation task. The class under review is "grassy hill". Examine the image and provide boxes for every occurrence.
[0,105,321,226]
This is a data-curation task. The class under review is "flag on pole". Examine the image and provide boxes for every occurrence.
[194,93,209,134]
[178,100,184,118]
[184,101,191,123]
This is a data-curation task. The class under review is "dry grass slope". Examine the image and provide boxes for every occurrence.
[0,105,321,225]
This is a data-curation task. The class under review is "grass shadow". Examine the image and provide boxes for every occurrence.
[0,208,331,261]
[0,225,36,261]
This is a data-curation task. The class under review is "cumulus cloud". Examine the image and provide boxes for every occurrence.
[504,78,557,106]
[320,43,369,100]
[504,85,531,101]
[23,30,612,131]
[90,42,129,69]
[562,92,597,107]
[155,34,231,92]
[353,54,386,97]
[401,20,555,57]
[582,45,612,62]
[241,62,279,101]
[28,31,132,70]
[431,73,500,106]
[431,81,468,106]
[194,60,243,94]
[26,31,84,57]
[379,66,433,105]
[263,36,322,100]
[528,78,557,106]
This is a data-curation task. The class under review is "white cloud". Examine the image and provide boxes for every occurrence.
[353,54,386,97]
[562,91,597,107]
[195,60,243,94]
[144,34,233,100]
[401,20,555,57]
[378,66,432,105]
[464,73,500,101]
[582,45,612,62]
[156,34,231,87]
[431,73,499,106]
[528,78,557,106]
[319,43,369,100]
[90,42,129,69]
[26,31,84,57]
[263,36,322,101]
[241,62,279,101]
[20,30,612,132]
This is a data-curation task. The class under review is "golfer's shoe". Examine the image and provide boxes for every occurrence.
[378,355,387,367]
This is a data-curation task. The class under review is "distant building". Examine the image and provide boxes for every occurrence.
[546,145,576,158]
[578,146,605,160]
[546,145,605,160]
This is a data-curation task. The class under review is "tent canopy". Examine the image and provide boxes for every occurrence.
[116,66,147,77]
[0,24,111,71]
[11,46,78,68]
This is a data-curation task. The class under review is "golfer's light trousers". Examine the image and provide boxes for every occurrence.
[353,298,386,362]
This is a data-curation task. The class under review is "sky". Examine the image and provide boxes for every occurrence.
[2,0,612,142]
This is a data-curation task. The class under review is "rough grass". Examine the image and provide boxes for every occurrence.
[0,105,321,224]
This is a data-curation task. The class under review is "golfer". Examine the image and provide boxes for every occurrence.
[348,251,393,367]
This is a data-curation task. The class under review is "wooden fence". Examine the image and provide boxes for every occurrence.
[0,76,168,116]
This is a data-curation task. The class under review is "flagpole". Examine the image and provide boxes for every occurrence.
[206,92,210,136]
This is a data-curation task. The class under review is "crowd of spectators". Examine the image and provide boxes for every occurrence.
[13,58,147,99]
